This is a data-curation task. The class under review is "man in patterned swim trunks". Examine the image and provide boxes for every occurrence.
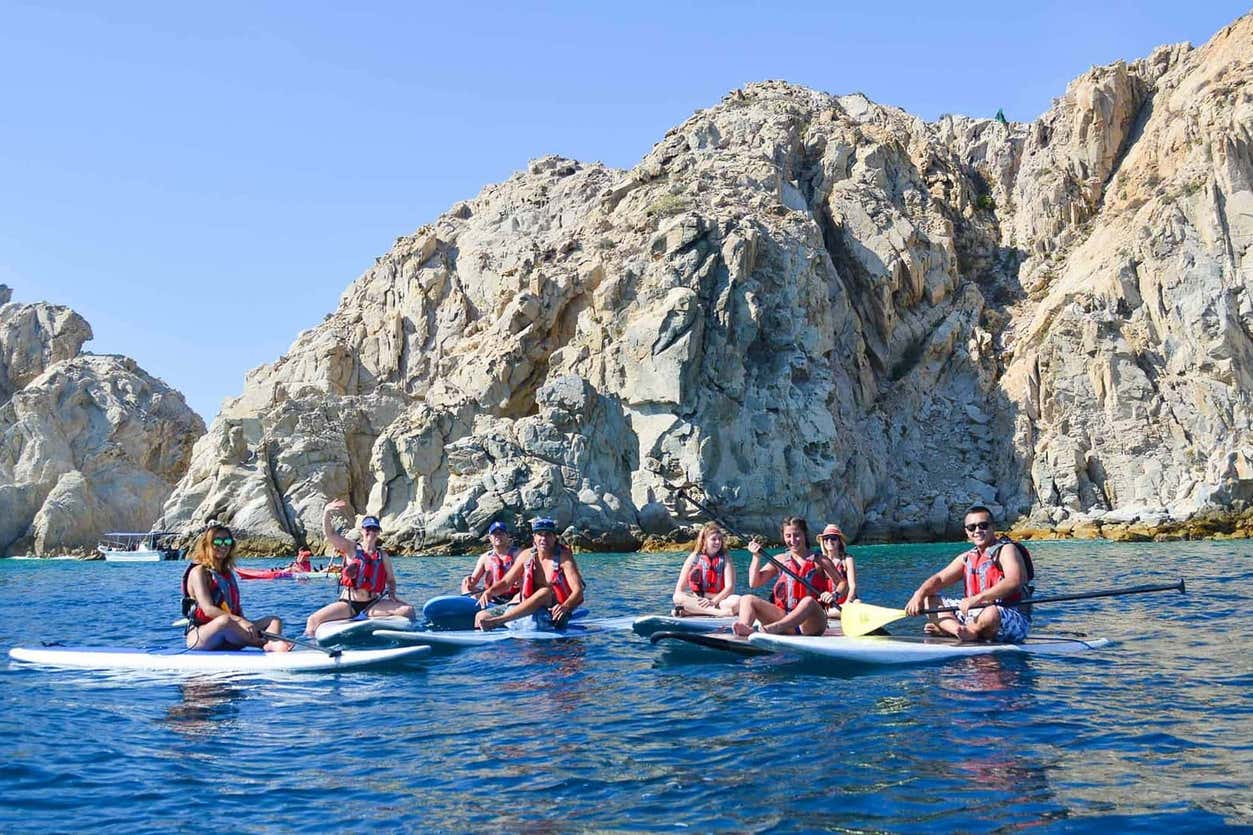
[903,505,1033,643]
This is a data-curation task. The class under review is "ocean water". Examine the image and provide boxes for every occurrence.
[1,539,1249,833]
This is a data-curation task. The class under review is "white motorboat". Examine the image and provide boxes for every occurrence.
[96,532,183,562]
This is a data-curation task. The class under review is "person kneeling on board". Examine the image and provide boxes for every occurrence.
[461,521,522,604]
[903,505,1034,642]
[475,517,585,631]
[182,525,291,652]
[671,522,741,616]
[732,516,843,637]
[304,500,416,636]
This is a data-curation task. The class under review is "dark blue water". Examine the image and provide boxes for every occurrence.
[2,540,1250,833]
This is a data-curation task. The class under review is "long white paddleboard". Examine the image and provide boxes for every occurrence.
[631,615,739,637]
[9,644,430,673]
[374,615,636,648]
[746,633,1111,665]
[314,615,415,646]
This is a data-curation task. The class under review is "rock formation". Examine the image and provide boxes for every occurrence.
[160,14,1252,552]
[0,286,205,555]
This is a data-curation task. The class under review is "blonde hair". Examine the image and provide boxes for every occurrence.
[692,522,728,558]
[189,526,237,574]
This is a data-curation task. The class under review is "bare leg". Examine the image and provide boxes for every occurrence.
[733,597,785,636]
[955,607,1001,642]
[304,600,355,637]
[251,615,293,652]
[923,595,960,637]
[672,593,719,617]
[366,597,416,621]
[476,590,552,631]
[186,614,260,650]
[761,598,828,636]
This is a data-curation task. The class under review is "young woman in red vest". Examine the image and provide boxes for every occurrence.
[475,517,585,630]
[671,522,741,616]
[731,517,843,637]
[303,499,416,636]
[818,523,858,617]
[182,525,291,651]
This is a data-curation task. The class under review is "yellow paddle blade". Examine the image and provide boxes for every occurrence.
[840,601,909,637]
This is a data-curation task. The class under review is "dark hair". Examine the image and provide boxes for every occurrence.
[781,516,810,546]
[964,505,994,520]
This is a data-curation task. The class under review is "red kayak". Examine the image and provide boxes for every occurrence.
[237,566,293,580]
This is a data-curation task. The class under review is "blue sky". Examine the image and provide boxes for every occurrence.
[3,1,1246,420]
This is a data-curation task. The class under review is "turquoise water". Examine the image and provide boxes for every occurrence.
[1,540,1250,832]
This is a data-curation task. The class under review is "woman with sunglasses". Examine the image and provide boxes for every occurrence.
[818,523,858,617]
[181,525,291,651]
[903,505,1034,642]
[304,499,416,635]
[671,522,741,616]
[731,516,844,637]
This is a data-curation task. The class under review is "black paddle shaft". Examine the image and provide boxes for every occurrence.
[261,630,342,658]
[673,485,829,599]
[920,579,1186,615]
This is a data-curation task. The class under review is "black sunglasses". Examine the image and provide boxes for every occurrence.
[963,521,992,533]
[821,535,842,542]
[211,537,235,547]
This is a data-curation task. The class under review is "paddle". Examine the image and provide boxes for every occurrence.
[260,630,343,658]
[841,579,1187,637]
[672,485,830,600]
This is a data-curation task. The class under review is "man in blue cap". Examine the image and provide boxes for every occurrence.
[460,520,522,602]
[304,499,416,636]
[475,516,585,630]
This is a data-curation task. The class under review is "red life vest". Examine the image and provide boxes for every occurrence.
[771,553,832,613]
[521,548,572,605]
[181,565,242,625]
[340,546,389,595]
[483,547,521,595]
[688,552,727,595]
[830,557,850,604]
[962,537,1034,617]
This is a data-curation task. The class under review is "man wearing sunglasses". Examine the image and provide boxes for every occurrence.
[903,506,1033,642]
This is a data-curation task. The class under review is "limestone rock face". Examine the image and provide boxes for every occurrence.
[0,292,205,555]
[161,14,1253,550]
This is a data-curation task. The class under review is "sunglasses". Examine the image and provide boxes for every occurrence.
[211,537,235,547]
[821,535,842,542]
[964,521,992,533]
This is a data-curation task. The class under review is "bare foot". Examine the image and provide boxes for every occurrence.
[263,639,294,653]
[923,622,941,636]
[731,622,755,637]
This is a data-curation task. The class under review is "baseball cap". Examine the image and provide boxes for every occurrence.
[361,516,382,531]
[487,521,509,536]
[531,517,557,533]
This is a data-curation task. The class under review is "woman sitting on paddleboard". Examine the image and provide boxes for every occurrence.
[474,517,585,631]
[182,525,291,652]
[460,521,522,603]
[671,522,741,617]
[818,523,858,617]
[732,516,843,637]
[303,500,416,636]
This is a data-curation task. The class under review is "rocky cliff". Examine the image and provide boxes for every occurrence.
[0,286,205,555]
[160,15,1252,552]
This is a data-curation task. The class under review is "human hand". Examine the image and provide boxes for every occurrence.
[905,593,923,616]
[747,540,764,557]
[326,499,348,515]
[695,596,712,609]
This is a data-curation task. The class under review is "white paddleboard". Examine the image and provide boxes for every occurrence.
[8,644,430,673]
[374,615,636,648]
[746,633,1111,665]
[314,615,415,645]
[631,615,739,637]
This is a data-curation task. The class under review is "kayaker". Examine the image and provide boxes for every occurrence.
[671,522,740,616]
[304,500,416,636]
[818,523,858,617]
[475,517,585,630]
[289,548,315,573]
[903,505,1034,642]
[181,525,292,651]
[461,521,522,602]
[731,517,843,637]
